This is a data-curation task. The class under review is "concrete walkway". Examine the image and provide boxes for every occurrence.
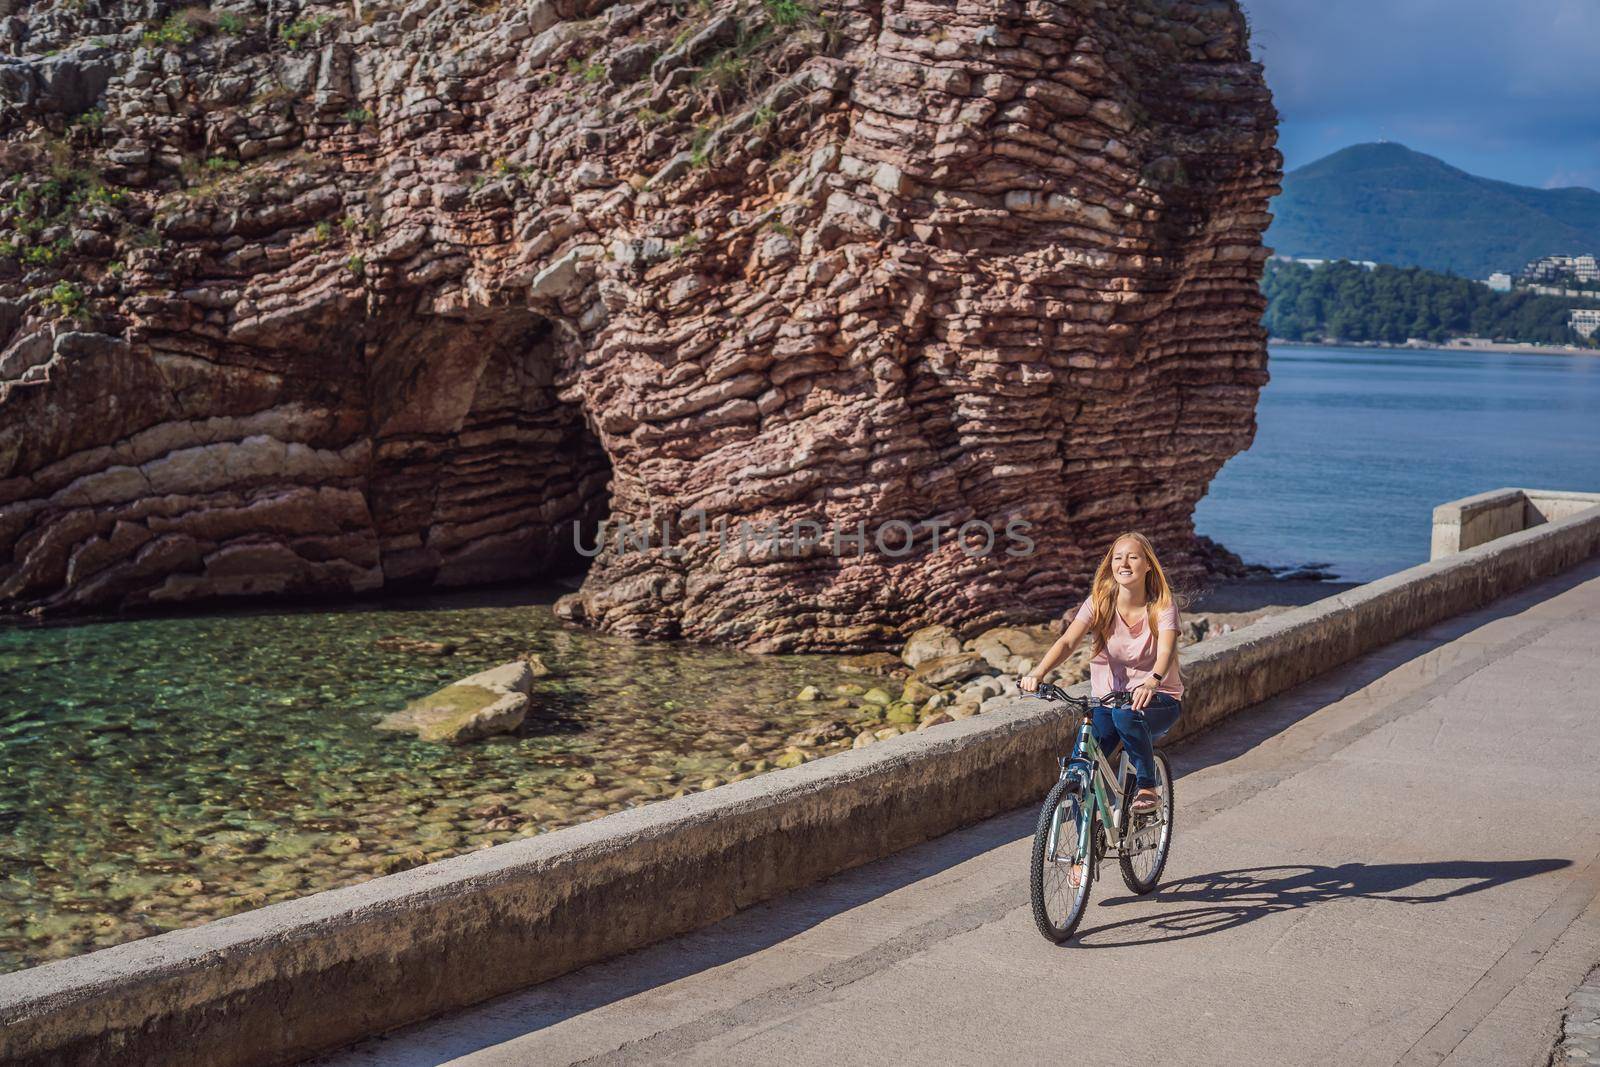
[312,560,1600,1067]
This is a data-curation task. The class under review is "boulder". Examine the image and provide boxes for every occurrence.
[0,0,1277,644]
[965,624,1055,671]
[956,675,1005,704]
[901,625,963,667]
[376,661,534,744]
[911,651,990,687]
[785,719,851,747]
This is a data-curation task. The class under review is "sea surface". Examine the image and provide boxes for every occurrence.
[1195,345,1600,581]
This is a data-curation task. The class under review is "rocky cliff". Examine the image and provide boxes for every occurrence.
[0,0,1279,649]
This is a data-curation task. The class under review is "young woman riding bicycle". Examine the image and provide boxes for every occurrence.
[1020,531,1183,815]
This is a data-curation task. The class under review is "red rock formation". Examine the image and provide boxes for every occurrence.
[0,0,1278,649]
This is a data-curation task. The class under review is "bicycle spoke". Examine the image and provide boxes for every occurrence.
[1039,792,1088,927]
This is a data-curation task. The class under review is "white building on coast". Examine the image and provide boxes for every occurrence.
[1569,308,1600,339]
[1271,255,1378,271]
[1525,253,1600,284]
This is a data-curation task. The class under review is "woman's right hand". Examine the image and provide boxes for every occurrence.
[1019,674,1040,693]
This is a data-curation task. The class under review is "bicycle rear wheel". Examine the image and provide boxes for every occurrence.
[1118,749,1173,895]
[1030,774,1095,942]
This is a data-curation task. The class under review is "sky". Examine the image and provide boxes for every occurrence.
[1239,0,1600,190]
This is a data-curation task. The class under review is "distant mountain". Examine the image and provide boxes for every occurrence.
[1266,143,1600,280]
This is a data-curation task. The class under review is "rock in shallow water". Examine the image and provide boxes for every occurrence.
[912,652,991,687]
[375,661,534,744]
[901,626,965,668]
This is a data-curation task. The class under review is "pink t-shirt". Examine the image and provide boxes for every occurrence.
[1073,597,1184,700]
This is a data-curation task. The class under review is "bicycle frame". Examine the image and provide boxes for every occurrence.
[1045,714,1135,861]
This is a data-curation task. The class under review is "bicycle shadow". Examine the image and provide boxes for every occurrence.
[1077,858,1571,947]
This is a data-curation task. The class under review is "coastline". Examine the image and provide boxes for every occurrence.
[1270,337,1600,357]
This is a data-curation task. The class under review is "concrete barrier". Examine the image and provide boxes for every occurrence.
[5,495,1600,1067]
[1431,487,1600,560]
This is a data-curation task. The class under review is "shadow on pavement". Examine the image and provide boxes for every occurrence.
[1080,858,1572,947]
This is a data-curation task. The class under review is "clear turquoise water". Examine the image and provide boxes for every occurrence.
[1196,345,1600,581]
[0,588,890,972]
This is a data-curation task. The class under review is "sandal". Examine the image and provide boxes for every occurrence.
[1130,788,1160,814]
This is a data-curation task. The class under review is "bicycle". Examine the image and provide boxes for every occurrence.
[1024,682,1175,942]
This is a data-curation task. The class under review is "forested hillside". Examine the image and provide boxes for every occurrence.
[1267,143,1600,280]
[1262,260,1600,346]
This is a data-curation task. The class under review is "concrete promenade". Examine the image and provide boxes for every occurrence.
[314,560,1600,1067]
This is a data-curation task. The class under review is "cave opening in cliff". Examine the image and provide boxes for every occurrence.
[541,411,612,585]
[365,311,612,593]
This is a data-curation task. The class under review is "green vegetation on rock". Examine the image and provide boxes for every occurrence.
[141,13,202,47]
[42,280,87,320]
[280,14,338,49]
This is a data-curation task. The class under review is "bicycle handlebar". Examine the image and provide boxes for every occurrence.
[1026,682,1135,713]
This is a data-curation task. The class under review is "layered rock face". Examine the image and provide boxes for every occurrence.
[0,0,1278,649]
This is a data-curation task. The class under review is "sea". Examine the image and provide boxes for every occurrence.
[1194,344,1600,582]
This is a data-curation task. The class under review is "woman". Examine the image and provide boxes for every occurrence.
[1020,532,1184,814]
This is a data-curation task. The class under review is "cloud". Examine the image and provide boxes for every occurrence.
[1545,168,1600,191]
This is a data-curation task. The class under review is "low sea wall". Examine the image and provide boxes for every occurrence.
[5,496,1600,1067]
[1431,487,1600,560]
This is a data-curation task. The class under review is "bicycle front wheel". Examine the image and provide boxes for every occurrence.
[1030,774,1095,942]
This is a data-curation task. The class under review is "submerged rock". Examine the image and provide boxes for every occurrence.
[375,661,534,744]
[519,652,554,678]
[840,652,905,676]
[785,720,852,747]
[374,636,459,657]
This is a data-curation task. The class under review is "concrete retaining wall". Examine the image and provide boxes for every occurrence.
[1431,487,1600,559]
[5,498,1600,1067]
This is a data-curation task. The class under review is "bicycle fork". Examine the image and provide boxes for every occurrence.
[1045,767,1093,866]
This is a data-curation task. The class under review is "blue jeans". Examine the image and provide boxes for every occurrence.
[1092,695,1181,790]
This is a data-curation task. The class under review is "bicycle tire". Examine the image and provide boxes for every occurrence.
[1117,749,1173,895]
[1030,774,1095,942]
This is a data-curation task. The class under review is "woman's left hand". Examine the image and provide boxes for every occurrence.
[1131,676,1158,711]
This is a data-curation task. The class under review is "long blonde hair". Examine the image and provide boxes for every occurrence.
[1085,531,1178,654]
